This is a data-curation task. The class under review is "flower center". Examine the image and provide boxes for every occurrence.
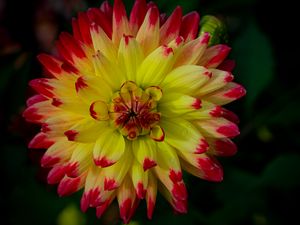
[109,81,164,141]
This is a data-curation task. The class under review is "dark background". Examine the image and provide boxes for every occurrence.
[1,0,299,225]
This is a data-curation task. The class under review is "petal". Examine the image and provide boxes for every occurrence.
[160,6,182,44]
[118,35,144,81]
[158,181,187,214]
[202,82,246,105]
[90,22,117,60]
[146,171,157,219]
[179,152,223,182]
[161,118,209,154]
[87,8,112,38]
[180,12,200,41]
[51,96,90,116]
[58,172,87,196]
[174,32,210,67]
[195,68,234,96]
[136,6,160,56]
[158,93,201,117]
[132,137,157,171]
[28,132,55,149]
[156,142,181,172]
[81,165,104,211]
[131,159,148,199]
[117,175,139,224]
[41,139,76,167]
[194,118,240,138]
[102,147,132,190]
[137,45,174,87]
[37,54,63,78]
[198,44,231,68]
[100,0,113,18]
[47,165,67,184]
[161,65,211,95]
[93,129,125,167]
[206,137,237,156]
[65,143,94,177]
[182,101,222,120]
[129,0,147,35]
[154,166,187,201]
[65,118,108,142]
[77,12,93,46]
[89,100,109,121]
[92,51,125,91]
[75,75,112,103]
[112,0,131,45]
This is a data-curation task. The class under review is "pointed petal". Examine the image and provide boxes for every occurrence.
[118,35,144,81]
[65,143,94,177]
[102,147,132,190]
[206,137,237,156]
[77,12,92,46]
[92,51,125,91]
[157,181,187,214]
[174,32,210,67]
[75,75,112,103]
[130,0,147,35]
[182,101,222,120]
[132,137,157,171]
[161,65,211,95]
[136,6,160,56]
[156,142,180,172]
[154,166,187,201]
[198,44,231,68]
[146,171,157,219]
[28,132,55,149]
[196,69,234,96]
[117,175,139,224]
[202,82,246,105]
[58,172,87,196]
[179,152,223,182]
[160,6,182,44]
[81,165,104,211]
[194,118,240,138]
[37,54,63,78]
[41,139,76,167]
[90,22,116,60]
[64,119,108,142]
[217,59,236,72]
[47,165,67,184]
[112,0,131,45]
[137,45,174,87]
[180,12,200,41]
[131,160,148,199]
[87,8,112,38]
[93,129,125,167]
[159,93,201,117]
[100,0,113,18]
[161,118,209,154]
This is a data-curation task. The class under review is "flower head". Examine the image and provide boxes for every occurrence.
[23,0,245,223]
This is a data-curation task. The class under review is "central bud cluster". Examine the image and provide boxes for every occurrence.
[109,81,164,141]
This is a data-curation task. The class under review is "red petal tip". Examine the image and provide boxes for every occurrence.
[195,138,209,154]
[143,158,157,171]
[64,130,78,141]
[94,157,115,167]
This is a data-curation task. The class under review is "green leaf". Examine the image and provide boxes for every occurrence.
[260,154,300,189]
[231,20,274,114]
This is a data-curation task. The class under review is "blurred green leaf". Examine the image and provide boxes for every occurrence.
[232,20,274,114]
[57,204,86,225]
[260,154,300,189]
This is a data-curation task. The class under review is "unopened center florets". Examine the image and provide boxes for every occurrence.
[109,81,163,141]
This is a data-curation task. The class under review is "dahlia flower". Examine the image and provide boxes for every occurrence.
[23,0,245,223]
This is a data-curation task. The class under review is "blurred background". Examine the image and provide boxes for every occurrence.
[1,0,299,224]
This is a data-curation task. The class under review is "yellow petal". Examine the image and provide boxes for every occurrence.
[131,159,148,199]
[132,136,157,171]
[136,6,160,56]
[93,128,125,167]
[118,35,144,81]
[161,118,209,154]
[161,65,211,95]
[137,45,174,87]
